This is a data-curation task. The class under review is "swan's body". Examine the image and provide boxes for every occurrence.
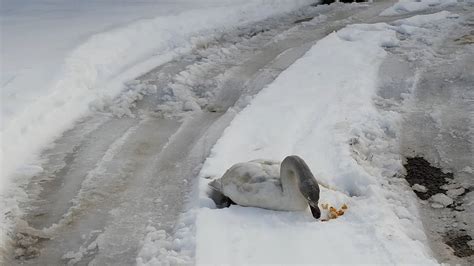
[209,155,321,218]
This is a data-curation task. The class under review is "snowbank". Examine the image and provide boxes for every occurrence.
[0,0,312,256]
[380,0,457,16]
[195,21,439,264]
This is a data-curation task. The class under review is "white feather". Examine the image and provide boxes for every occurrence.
[211,159,309,211]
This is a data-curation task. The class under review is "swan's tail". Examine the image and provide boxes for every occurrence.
[208,179,222,191]
[208,179,234,208]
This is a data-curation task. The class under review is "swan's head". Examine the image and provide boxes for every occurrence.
[308,201,321,219]
[282,155,321,219]
[300,184,321,219]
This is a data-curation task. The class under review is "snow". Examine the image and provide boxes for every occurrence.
[2,0,467,262]
[412,184,428,193]
[446,187,465,198]
[193,18,444,264]
[137,211,196,265]
[393,10,460,26]
[429,193,453,208]
[0,0,313,186]
[462,166,473,174]
[380,0,458,16]
[0,0,313,256]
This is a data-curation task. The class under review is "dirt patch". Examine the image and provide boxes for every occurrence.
[454,31,474,45]
[13,233,48,260]
[403,157,453,200]
[239,28,270,38]
[404,157,474,259]
[444,231,474,258]
[294,17,314,24]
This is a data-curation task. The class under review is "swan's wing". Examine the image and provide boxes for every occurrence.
[216,161,284,207]
[220,161,280,186]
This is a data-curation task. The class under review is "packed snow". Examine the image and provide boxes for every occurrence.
[413,184,428,193]
[380,0,457,16]
[446,187,465,198]
[429,193,454,208]
[193,10,463,265]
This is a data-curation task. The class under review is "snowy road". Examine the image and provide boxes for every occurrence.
[396,12,474,263]
[6,2,399,264]
[4,0,473,265]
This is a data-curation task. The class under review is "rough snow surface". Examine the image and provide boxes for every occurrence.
[0,0,312,189]
[195,19,441,264]
[137,210,196,265]
[0,0,313,257]
[413,184,428,193]
[394,10,460,26]
[380,0,458,16]
[429,193,454,208]
[446,187,465,198]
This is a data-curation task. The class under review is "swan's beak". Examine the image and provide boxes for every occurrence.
[309,203,321,219]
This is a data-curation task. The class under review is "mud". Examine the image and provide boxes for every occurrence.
[404,157,453,200]
[444,231,474,258]
[404,156,474,260]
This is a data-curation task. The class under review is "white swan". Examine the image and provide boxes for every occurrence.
[208,155,321,219]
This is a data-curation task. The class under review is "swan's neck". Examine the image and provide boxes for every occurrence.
[280,160,306,205]
[280,156,321,217]
[280,156,320,202]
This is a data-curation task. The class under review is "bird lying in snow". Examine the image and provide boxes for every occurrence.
[208,155,321,219]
